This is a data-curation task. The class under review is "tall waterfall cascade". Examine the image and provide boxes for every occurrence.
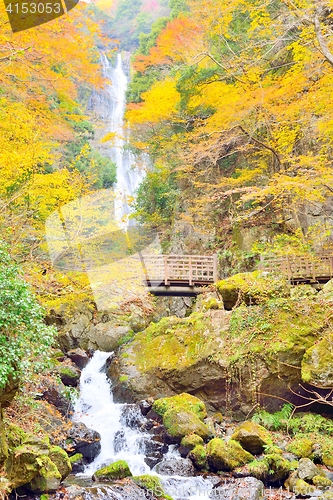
[90,53,145,227]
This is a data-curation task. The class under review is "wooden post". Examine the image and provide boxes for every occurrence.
[213,254,218,282]
[164,255,169,285]
[189,256,193,286]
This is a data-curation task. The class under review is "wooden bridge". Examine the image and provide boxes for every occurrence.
[258,253,333,284]
[141,254,218,296]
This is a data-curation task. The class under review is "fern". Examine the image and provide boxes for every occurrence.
[252,404,294,430]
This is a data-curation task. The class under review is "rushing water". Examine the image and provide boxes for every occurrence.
[73,351,216,500]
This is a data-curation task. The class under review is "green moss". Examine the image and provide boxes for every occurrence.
[188,444,208,470]
[301,335,333,387]
[216,271,290,309]
[286,435,314,458]
[293,478,315,496]
[312,475,332,488]
[28,456,61,493]
[132,475,173,499]
[69,453,83,463]
[132,313,220,372]
[152,393,207,420]
[248,454,292,484]
[49,446,71,480]
[206,438,253,471]
[93,460,132,481]
[231,421,273,454]
[119,375,129,382]
[181,433,204,450]
[162,408,210,441]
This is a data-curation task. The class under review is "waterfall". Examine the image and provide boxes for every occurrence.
[73,351,149,476]
[73,352,215,500]
[98,53,145,227]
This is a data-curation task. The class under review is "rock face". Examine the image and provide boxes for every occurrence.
[87,323,132,351]
[210,477,264,500]
[55,361,81,387]
[107,292,330,417]
[301,336,333,387]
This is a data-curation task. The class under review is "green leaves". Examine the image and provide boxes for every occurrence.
[0,242,55,389]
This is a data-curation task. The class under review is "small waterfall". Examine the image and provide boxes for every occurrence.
[73,352,215,500]
[73,351,149,476]
[98,53,145,227]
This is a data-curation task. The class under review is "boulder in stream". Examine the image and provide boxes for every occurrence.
[92,460,132,481]
[154,457,196,476]
[67,422,101,462]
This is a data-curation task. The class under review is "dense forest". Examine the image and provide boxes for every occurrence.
[2,1,333,499]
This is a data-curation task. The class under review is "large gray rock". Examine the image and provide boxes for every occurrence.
[154,457,195,476]
[67,348,90,369]
[209,477,264,500]
[87,322,131,351]
[298,458,323,481]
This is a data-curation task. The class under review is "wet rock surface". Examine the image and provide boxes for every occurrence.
[154,457,196,476]
[66,422,101,462]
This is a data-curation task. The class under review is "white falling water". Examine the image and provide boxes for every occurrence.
[73,352,215,500]
[73,351,150,476]
[99,53,145,227]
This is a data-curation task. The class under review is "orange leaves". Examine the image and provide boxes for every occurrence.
[133,15,203,72]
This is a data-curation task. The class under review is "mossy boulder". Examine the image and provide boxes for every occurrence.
[301,336,333,387]
[152,393,207,420]
[297,457,323,481]
[49,446,71,480]
[68,452,84,473]
[188,444,208,470]
[180,433,204,457]
[27,456,61,494]
[162,409,211,442]
[4,435,50,488]
[286,436,314,459]
[0,411,8,464]
[206,438,253,471]
[248,454,292,484]
[92,460,132,481]
[132,475,173,499]
[231,421,273,454]
[313,475,332,488]
[319,491,333,499]
[216,272,290,309]
[55,363,81,387]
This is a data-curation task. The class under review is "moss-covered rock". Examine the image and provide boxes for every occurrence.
[248,454,292,484]
[49,446,71,480]
[0,410,8,464]
[312,475,332,488]
[4,435,50,488]
[231,421,273,454]
[180,433,204,456]
[286,436,314,458]
[162,409,211,442]
[293,478,315,496]
[55,363,81,387]
[27,456,61,494]
[92,460,132,481]
[132,475,173,499]
[302,336,333,388]
[319,491,333,499]
[297,457,323,481]
[206,438,253,471]
[188,444,208,470]
[216,272,290,309]
[152,393,207,420]
[69,452,83,463]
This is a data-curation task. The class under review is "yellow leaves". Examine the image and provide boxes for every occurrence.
[126,79,181,125]
[101,132,117,144]
[0,99,54,196]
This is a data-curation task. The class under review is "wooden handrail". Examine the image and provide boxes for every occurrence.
[259,252,333,281]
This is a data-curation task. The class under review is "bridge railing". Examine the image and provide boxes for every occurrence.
[259,253,333,281]
[141,254,218,286]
